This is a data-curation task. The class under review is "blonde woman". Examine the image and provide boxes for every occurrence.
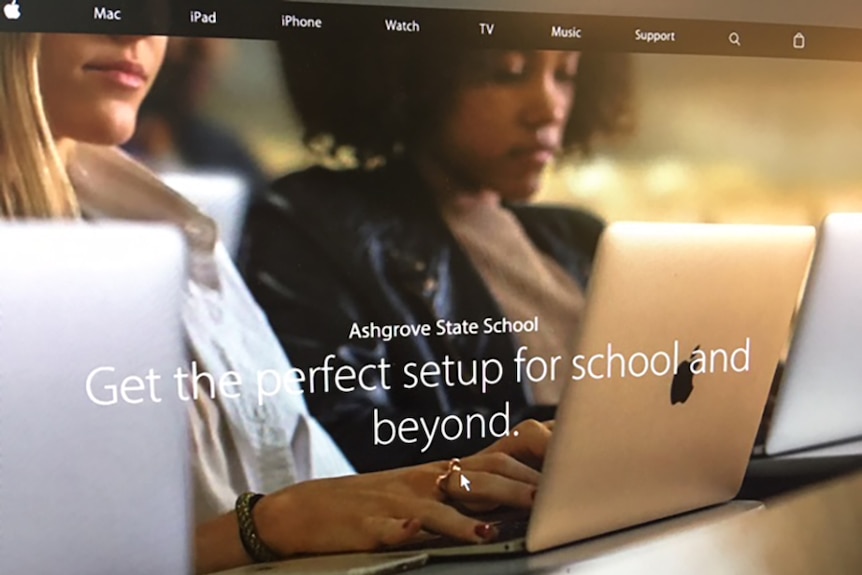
[0,33,552,573]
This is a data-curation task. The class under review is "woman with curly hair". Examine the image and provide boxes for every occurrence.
[241,42,633,473]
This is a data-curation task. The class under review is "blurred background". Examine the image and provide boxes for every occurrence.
[128,38,862,228]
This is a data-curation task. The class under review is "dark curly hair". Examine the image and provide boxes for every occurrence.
[277,39,634,167]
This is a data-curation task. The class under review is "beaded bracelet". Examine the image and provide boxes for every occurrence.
[235,492,281,563]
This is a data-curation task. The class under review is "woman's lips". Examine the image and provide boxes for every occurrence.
[510,145,559,167]
[84,60,148,90]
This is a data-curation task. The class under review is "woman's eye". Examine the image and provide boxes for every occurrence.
[557,70,579,83]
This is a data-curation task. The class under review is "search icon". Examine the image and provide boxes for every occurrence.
[729,31,741,46]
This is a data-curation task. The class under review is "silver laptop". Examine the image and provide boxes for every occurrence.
[0,222,191,574]
[160,171,251,259]
[394,222,814,557]
[760,213,862,458]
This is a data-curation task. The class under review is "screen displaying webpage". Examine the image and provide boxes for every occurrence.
[1,1,861,574]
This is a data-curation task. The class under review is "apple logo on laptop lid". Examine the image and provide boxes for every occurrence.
[671,345,702,405]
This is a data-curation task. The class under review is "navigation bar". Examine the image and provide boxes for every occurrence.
[2,0,862,62]
[302,0,862,30]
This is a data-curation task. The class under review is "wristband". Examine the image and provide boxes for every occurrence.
[235,492,281,563]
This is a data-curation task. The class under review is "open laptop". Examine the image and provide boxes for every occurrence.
[392,222,815,557]
[159,171,251,259]
[0,223,191,574]
[757,213,862,459]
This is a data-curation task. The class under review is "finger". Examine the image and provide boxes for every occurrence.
[542,420,555,431]
[479,420,551,468]
[508,419,553,465]
[466,452,541,485]
[361,516,423,548]
[443,469,535,509]
[416,500,499,544]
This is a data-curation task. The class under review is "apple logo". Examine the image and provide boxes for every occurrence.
[4,0,21,20]
[670,345,701,405]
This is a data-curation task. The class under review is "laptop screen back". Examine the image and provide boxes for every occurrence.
[765,213,862,455]
[0,223,191,574]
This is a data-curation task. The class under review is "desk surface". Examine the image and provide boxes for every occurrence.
[219,472,862,575]
[416,472,862,575]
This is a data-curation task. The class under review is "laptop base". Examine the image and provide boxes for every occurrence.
[742,443,862,499]
[393,500,762,559]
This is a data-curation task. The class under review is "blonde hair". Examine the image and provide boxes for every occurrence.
[0,33,79,218]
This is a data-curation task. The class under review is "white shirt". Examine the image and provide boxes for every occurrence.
[70,145,355,525]
[183,243,355,523]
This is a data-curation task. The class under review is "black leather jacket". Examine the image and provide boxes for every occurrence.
[240,162,604,472]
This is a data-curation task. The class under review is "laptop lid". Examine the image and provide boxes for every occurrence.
[159,172,251,259]
[764,213,862,457]
[0,223,191,574]
[528,222,815,552]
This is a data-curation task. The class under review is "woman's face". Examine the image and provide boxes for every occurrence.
[428,50,579,202]
[38,34,168,145]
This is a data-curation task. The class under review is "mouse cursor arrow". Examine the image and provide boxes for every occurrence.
[460,474,471,492]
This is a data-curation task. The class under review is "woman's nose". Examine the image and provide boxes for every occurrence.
[521,76,570,129]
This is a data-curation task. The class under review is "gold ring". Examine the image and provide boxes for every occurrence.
[435,458,462,490]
